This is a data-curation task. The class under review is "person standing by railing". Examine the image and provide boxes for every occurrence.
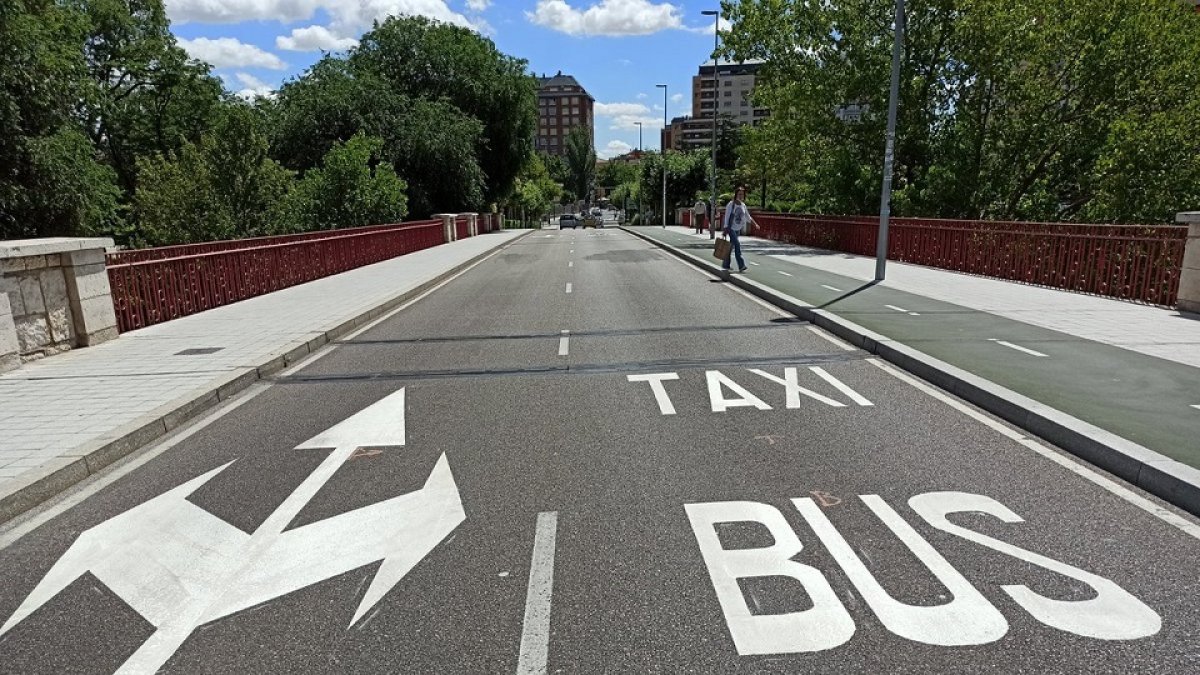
[693,198,707,234]
[721,186,758,273]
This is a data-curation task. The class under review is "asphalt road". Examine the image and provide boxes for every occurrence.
[1,228,1198,674]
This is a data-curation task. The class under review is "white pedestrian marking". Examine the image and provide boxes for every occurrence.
[0,390,467,674]
[885,305,909,313]
[627,373,680,415]
[685,501,855,654]
[795,497,1007,646]
[516,511,559,675]
[821,284,842,292]
[748,368,845,408]
[910,492,1161,640]
[558,331,570,357]
[988,339,1048,357]
[777,271,794,277]
[565,283,572,294]
[810,367,873,406]
[707,370,772,412]
[867,358,1200,541]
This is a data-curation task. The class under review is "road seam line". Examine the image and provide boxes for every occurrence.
[517,511,559,675]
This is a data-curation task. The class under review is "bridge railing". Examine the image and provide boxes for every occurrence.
[106,219,442,332]
[752,213,1188,306]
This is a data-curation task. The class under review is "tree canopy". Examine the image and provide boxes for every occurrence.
[723,0,1200,223]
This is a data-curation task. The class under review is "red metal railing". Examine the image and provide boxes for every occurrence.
[455,215,470,241]
[751,213,1188,306]
[106,220,443,332]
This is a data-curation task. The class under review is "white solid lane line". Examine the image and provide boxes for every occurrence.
[558,330,570,357]
[867,358,1200,541]
[821,284,842,292]
[988,338,1048,358]
[778,271,794,277]
[565,283,572,294]
[517,511,559,675]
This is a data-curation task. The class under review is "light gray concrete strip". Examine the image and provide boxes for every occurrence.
[623,226,1200,518]
[0,231,533,524]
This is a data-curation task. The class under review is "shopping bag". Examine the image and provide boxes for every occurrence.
[713,237,731,261]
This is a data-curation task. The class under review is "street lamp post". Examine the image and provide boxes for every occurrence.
[875,0,905,281]
[634,122,643,224]
[656,83,668,228]
[702,9,720,239]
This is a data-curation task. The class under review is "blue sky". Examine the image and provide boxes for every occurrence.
[165,0,731,158]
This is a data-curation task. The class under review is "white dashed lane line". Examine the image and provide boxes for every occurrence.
[558,330,570,357]
[885,304,921,316]
[777,271,793,277]
[565,283,572,294]
[821,284,842,292]
[988,338,1049,357]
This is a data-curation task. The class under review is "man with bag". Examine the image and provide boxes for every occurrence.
[717,186,756,273]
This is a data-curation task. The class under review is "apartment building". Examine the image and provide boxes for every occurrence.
[663,60,770,152]
[536,72,594,157]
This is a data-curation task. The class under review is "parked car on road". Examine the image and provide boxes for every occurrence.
[558,214,578,229]
[581,213,603,228]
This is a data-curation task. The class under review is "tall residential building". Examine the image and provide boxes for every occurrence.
[664,60,770,152]
[536,72,594,157]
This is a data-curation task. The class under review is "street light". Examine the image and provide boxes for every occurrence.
[701,9,720,239]
[875,0,905,281]
[656,83,668,228]
[634,122,643,223]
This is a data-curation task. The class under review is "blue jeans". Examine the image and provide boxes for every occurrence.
[722,228,745,270]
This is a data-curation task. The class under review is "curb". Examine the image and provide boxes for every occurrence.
[0,230,534,524]
[623,226,1200,518]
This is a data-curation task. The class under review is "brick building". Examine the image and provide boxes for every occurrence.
[536,72,594,157]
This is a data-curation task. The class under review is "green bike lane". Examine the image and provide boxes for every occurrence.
[631,227,1200,472]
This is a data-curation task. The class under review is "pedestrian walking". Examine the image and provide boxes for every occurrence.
[721,186,757,273]
[693,198,707,234]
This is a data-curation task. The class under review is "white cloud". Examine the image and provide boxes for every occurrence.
[683,16,732,34]
[177,37,286,70]
[670,93,683,102]
[597,139,632,159]
[166,0,320,24]
[636,92,648,100]
[527,0,682,37]
[609,114,662,131]
[277,25,359,51]
[594,102,650,117]
[465,0,491,9]
[232,72,277,100]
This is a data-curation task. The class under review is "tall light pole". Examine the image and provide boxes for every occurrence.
[701,10,720,239]
[656,83,668,228]
[634,121,643,223]
[875,0,905,281]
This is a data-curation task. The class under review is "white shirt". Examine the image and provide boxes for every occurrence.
[724,201,750,233]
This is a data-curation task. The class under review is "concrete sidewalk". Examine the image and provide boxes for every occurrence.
[632,225,1200,514]
[0,229,531,520]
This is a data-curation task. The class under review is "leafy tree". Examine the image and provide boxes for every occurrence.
[722,0,1200,223]
[597,160,638,191]
[271,54,487,217]
[0,0,121,238]
[278,133,408,232]
[134,105,293,246]
[639,150,711,219]
[563,126,596,201]
[542,154,571,187]
[508,154,562,220]
[350,16,537,204]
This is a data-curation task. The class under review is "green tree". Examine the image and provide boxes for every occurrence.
[134,105,293,245]
[509,154,563,221]
[639,150,711,219]
[563,126,596,201]
[271,54,487,217]
[350,16,536,204]
[278,133,408,232]
[722,0,1200,223]
[0,0,121,238]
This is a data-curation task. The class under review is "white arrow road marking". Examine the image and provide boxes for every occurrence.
[988,339,1049,358]
[1,388,466,675]
[516,512,559,675]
